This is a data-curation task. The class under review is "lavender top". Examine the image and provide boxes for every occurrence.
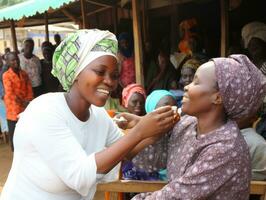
[132,115,251,200]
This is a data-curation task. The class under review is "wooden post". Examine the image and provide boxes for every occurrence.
[10,20,18,53]
[141,0,149,43]
[61,9,82,27]
[220,0,229,57]
[112,6,118,35]
[81,0,88,28]
[132,0,144,86]
[44,11,49,42]
[171,5,178,52]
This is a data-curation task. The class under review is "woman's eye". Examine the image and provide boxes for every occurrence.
[93,70,105,76]
[111,73,120,80]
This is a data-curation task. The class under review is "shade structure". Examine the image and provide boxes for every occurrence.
[0,0,76,21]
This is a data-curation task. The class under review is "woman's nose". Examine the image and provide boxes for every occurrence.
[103,74,117,88]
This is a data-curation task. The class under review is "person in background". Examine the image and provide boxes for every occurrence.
[147,51,178,94]
[19,38,42,97]
[129,54,266,199]
[41,41,55,52]
[2,47,11,61]
[122,83,146,117]
[236,113,266,181]
[179,58,201,89]
[41,45,59,93]
[242,22,266,141]
[0,56,8,139]
[187,36,208,64]
[122,90,176,181]
[3,52,33,151]
[117,32,136,88]
[178,18,198,55]
[241,21,266,75]
[54,33,61,48]
[170,58,201,110]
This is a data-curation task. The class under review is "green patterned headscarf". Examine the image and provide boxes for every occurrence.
[52,29,118,91]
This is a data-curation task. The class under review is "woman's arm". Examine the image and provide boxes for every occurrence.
[95,106,176,173]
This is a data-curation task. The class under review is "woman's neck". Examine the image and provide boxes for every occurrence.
[196,110,226,135]
[64,90,91,122]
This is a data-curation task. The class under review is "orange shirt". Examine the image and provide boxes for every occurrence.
[3,68,33,121]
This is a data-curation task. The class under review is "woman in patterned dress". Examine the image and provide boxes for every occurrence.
[120,54,266,200]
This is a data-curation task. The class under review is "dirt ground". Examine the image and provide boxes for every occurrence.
[0,143,12,193]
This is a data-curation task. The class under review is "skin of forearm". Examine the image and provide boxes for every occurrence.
[95,125,144,174]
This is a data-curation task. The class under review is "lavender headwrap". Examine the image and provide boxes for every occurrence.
[212,54,266,120]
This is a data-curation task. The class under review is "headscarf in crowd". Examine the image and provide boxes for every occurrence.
[122,83,146,108]
[52,29,118,91]
[241,21,266,48]
[212,54,266,120]
[182,58,201,71]
[145,90,176,113]
[118,32,133,58]
[178,18,198,54]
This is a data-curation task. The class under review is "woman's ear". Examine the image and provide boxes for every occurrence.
[211,92,223,105]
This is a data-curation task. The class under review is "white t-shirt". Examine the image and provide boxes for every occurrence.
[0,93,123,200]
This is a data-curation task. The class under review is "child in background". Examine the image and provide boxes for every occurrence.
[122,90,177,181]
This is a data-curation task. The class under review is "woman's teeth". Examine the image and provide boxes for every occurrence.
[97,89,109,95]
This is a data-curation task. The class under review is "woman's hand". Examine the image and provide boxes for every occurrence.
[134,106,179,140]
[114,112,142,129]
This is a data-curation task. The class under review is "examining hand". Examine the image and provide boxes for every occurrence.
[114,112,141,129]
[134,106,179,140]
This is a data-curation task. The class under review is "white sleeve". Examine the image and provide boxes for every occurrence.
[102,109,123,147]
[26,106,97,196]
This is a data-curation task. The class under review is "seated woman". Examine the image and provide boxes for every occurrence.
[125,54,266,199]
[122,83,146,116]
[122,90,177,181]
[237,113,266,181]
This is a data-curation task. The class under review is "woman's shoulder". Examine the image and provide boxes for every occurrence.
[91,105,111,121]
[27,92,65,112]
[171,115,197,137]
[174,115,197,130]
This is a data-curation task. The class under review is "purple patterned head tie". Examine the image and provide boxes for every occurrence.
[212,54,266,120]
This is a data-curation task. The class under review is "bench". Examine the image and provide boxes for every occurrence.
[97,180,266,200]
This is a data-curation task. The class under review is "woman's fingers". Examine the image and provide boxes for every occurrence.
[152,105,172,114]
[156,109,175,121]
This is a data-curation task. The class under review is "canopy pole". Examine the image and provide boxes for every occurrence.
[112,6,118,35]
[44,11,49,42]
[132,0,144,86]
[10,20,18,53]
[141,0,148,43]
[220,0,229,57]
[81,0,88,28]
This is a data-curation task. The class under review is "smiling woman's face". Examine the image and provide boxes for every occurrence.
[182,61,219,116]
[72,55,119,107]
[127,92,146,116]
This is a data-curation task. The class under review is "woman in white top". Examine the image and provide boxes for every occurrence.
[0,29,177,200]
